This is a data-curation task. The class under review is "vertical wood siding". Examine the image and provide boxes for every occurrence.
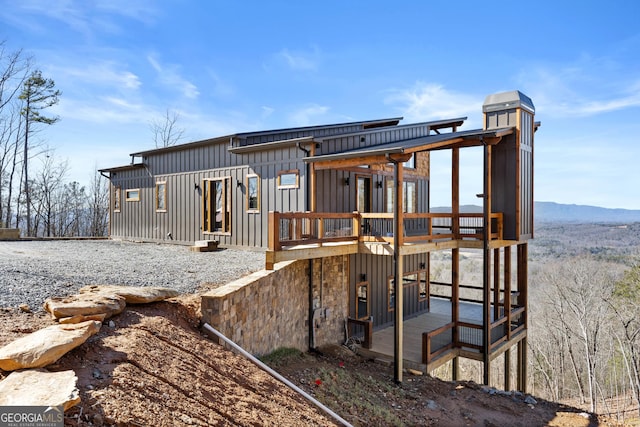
[349,253,429,328]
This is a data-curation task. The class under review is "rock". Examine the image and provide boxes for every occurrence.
[0,369,80,411]
[59,313,108,324]
[524,395,537,405]
[426,399,438,410]
[44,293,126,320]
[0,320,101,370]
[79,285,180,304]
[19,304,31,313]
[108,320,116,328]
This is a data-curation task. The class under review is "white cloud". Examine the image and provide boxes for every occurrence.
[52,61,141,91]
[289,104,329,126]
[385,83,481,124]
[279,47,320,71]
[147,55,200,99]
[518,60,640,117]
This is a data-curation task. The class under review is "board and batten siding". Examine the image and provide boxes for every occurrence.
[109,143,307,247]
[349,253,429,328]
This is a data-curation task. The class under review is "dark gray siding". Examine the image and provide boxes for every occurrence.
[349,253,429,328]
[519,110,534,238]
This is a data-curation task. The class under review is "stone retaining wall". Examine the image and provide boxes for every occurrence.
[0,228,20,240]
[201,255,349,356]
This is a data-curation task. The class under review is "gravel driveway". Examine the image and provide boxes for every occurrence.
[0,240,265,311]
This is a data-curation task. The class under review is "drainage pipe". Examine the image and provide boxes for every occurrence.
[202,323,352,427]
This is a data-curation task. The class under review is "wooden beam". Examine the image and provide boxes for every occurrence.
[312,155,391,170]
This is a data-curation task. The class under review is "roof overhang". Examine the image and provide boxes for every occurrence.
[306,127,513,170]
[228,136,315,154]
[98,163,146,174]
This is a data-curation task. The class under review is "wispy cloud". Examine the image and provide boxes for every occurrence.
[518,58,640,117]
[289,104,329,126]
[51,61,141,91]
[147,55,199,99]
[0,0,160,37]
[278,47,320,71]
[385,83,481,123]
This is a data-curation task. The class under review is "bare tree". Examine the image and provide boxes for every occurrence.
[150,109,185,148]
[87,170,109,236]
[32,153,67,236]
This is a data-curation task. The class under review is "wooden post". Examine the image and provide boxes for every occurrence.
[393,160,405,383]
[452,147,460,239]
[505,347,511,391]
[517,242,528,393]
[452,247,460,382]
[482,142,493,386]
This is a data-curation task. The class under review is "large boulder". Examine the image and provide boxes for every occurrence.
[44,293,126,320]
[0,369,80,411]
[79,285,180,304]
[0,320,101,371]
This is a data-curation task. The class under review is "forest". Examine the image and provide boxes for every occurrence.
[0,41,108,237]
[431,221,640,423]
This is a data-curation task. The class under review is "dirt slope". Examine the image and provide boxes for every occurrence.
[0,299,336,426]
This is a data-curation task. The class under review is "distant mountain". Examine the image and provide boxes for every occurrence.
[535,201,640,223]
[432,202,640,223]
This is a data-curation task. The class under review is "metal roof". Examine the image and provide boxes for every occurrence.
[127,117,404,158]
[304,127,514,164]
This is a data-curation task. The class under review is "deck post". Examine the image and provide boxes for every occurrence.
[482,142,493,386]
[505,347,511,391]
[392,159,405,384]
[517,243,528,393]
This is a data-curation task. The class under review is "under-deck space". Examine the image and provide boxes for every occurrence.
[356,297,526,373]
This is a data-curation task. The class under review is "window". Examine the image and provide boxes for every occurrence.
[418,270,428,302]
[356,176,371,213]
[202,178,231,233]
[246,174,259,212]
[113,187,121,212]
[403,153,416,169]
[278,169,299,188]
[385,180,416,213]
[125,188,140,202]
[356,282,369,320]
[156,182,166,212]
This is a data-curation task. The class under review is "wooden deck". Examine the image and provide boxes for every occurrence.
[359,297,488,372]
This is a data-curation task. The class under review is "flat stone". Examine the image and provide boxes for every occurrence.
[58,313,108,324]
[79,285,180,304]
[44,293,126,320]
[0,321,101,371]
[0,369,80,411]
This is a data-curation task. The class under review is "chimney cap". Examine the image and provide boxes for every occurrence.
[483,90,534,114]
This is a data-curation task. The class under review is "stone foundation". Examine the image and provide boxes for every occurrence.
[201,255,349,356]
[0,228,20,240]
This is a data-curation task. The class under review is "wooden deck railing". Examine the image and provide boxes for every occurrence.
[268,211,503,251]
[421,288,526,364]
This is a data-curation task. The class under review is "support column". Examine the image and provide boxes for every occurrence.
[482,142,493,386]
[517,242,528,392]
[452,247,460,382]
[505,347,511,391]
[393,159,405,384]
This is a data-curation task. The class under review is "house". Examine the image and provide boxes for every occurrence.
[100,90,538,390]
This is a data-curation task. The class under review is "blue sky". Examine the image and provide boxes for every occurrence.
[1,0,639,208]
